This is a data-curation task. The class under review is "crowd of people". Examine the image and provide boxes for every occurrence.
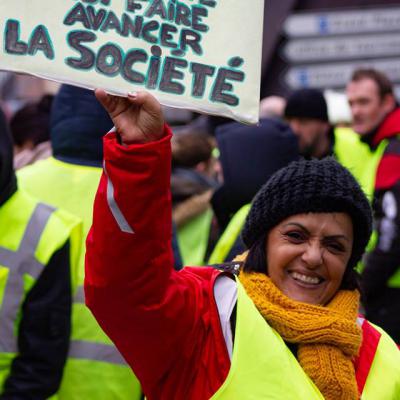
[0,67,399,399]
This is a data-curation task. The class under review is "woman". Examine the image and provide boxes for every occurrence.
[85,90,400,399]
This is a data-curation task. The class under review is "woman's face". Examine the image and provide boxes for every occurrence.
[266,212,353,305]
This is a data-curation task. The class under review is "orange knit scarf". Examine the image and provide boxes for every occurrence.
[239,271,362,400]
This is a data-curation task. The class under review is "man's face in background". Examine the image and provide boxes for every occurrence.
[288,117,329,158]
[346,78,395,136]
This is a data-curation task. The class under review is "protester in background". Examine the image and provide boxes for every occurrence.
[208,118,299,263]
[0,106,81,398]
[284,89,332,159]
[17,85,142,399]
[85,90,400,400]
[284,88,373,193]
[346,68,400,343]
[171,129,218,266]
[11,95,53,169]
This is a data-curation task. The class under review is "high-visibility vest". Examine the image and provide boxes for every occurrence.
[355,317,400,398]
[334,127,386,202]
[211,279,400,399]
[208,204,250,265]
[334,128,400,288]
[18,157,142,400]
[0,189,81,392]
[177,207,213,266]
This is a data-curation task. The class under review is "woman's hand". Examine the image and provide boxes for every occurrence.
[95,89,165,145]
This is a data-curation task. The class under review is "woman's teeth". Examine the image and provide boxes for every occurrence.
[291,272,321,285]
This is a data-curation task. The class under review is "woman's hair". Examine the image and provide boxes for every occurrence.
[243,233,361,291]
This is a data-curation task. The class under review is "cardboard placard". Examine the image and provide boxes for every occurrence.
[0,0,264,123]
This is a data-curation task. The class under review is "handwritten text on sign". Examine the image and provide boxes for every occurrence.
[0,0,264,123]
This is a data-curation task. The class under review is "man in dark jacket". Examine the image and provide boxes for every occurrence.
[347,68,400,342]
[0,106,80,398]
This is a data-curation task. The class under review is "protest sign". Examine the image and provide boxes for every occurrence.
[0,0,264,124]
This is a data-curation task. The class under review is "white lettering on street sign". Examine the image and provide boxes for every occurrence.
[284,7,400,38]
[284,58,400,89]
[282,33,400,63]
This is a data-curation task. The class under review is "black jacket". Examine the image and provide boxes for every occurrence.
[0,108,16,206]
[0,108,71,399]
[50,84,113,167]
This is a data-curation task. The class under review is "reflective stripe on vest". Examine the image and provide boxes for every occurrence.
[70,285,127,365]
[0,203,54,353]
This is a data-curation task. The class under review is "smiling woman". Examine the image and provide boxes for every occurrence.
[266,212,352,305]
[241,156,371,301]
[85,90,400,400]
[236,158,375,398]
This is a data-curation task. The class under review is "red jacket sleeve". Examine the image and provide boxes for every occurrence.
[84,126,229,399]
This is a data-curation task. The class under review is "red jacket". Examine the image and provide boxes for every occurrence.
[85,127,230,399]
[373,107,400,190]
[85,126,382,399]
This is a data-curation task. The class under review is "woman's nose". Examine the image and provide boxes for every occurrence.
[301,243,323,268]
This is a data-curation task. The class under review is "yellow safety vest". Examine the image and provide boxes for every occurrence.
[0,189,81,393]
[208,204,250,265]
[211,278,400,399]
[334,128,400,287]
[334,127,386,202]
[177,207,213,266]
[360,321,400,398]
[18,157,141,400]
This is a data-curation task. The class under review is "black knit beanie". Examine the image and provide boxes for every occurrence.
[242,158,372,270]
[284,88,329,122]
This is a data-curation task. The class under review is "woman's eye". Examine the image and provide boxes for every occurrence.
[325,241,345,253]
[285,231,305,242]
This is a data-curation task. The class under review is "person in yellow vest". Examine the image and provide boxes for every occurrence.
[0,106,81,398]
[85,90,400,400]
[346,68,400,343]
[283,88,376,197]
[17,85,142,399]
